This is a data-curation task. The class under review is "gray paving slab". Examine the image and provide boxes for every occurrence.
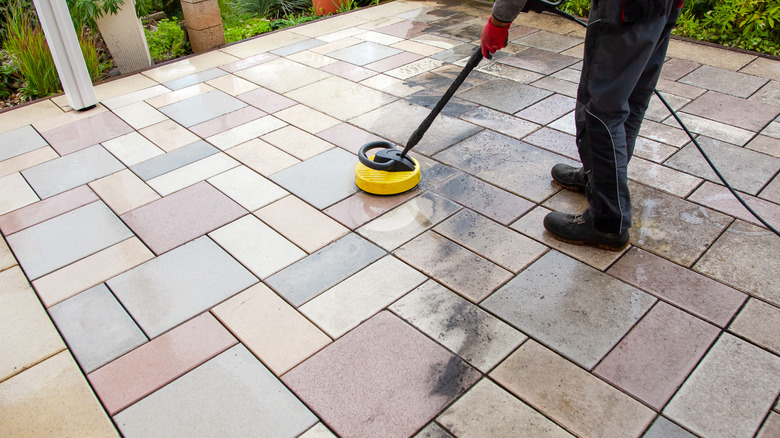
[664,137,780,195]
[158,90,247,127]
[107,236,258,338]
[129,141,218,180]
[269,148,358,210]
[350,100,482,156]
[1,125,48,161]
[482,250,656,369]
[629,182,732,267]
[49,284,146,372]
[664,334,780,438]
[694,220,780,306]
[328,41,402,66]
[394,231,513,303]
[6,201,133,280]
[459,106,541,140]
[265,233,385,307]
[357,191,461,250]
[114,344,317,437]
[680,65,768,98]
[643,417,698,438]
[497,47,580,75]
[270,38,326,56]
[516,30,582,53]
[162,67,227,91]
[434,129,579,202]
[681,91,779,132]
[21,145,125,199]
[431,172,535,225]
[390,280,526,372]
[457,79,553,114]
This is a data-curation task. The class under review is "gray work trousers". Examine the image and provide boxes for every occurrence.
[576,0,682,233]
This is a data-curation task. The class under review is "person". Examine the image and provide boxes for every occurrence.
[481,0,684,250]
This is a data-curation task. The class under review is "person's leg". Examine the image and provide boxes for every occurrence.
[574,2,677,234]
[624,8,682,158]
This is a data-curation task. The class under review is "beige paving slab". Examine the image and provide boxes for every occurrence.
[512,206,626,271]
[101,132,165,167]
[261,125,334,160]
[0,237,14,272]
[274,104,341,134]
[89,169,161,215]
[0,100,64,134]
[391,39,445,56]
[739,57,780,82]
[310,36,363,55]
[664,334,780,438]
[236,58,332,94]
[758,412,780,438]
[300,423,338,438]
[99,84,171,110]
[0,173,39,215]
[212,283,332,376]
[0,147,59,179]
[255,195,349,253]
[111,101,169,130]
[0,267,65,382]
[225,139,300,176]
[31,104,109,132]
[438,378,573,438]
[729,298,780,355]
[32,237,154,307]
[291,14,370,38]
[287,50,339,68]
[300,256,426,338]
[385,58,446,80]
[206,115,288,150]
[628,157,702,198]
[92,73,159,102]
[207,165,287,211]
[0,351,118,437]
[360,74,426,97]
[390,280,526,373]
[491,340,655,438]
[209,215,306,279]
[147,153,240,196]
[139,120,201,152]
[145,83,215,108]
[285,76,397,121]
[142,51,240,84]
[205,74,260,96]
[357,192,461,250]
[639,119,691,147]
[220,31,310,58]
[666,39,756,71]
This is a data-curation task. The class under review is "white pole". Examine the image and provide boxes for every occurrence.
[32,0,97,111]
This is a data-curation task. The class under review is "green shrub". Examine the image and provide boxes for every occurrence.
[224,16,273,42]
[270,13,319,29]
[559,0,590,17]
[3,3,60,99]
[237,0,311,20]
[145,17,189,62]
[674,0,780,55]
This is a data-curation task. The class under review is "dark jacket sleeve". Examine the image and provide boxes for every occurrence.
[492,0,529,23]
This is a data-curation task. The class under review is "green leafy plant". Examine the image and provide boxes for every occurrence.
[270,13,319,30]
[559,0,590,17]
[224,16,273,42]
[0,54,22,99]
[3,3,60,99]
[144,17,189,62]
[237,0,311,20]
[674,0,780,55]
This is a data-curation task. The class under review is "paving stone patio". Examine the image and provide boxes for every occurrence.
[1,0,779,437]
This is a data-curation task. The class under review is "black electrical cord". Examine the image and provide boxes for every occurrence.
[545,3,780,237]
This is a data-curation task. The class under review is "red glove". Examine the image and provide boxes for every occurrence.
[481,17,510,59]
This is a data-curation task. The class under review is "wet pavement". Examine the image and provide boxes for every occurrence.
[1,0,779,437]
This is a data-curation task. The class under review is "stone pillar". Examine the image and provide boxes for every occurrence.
[95,0,153,74]
[180,0,225,53]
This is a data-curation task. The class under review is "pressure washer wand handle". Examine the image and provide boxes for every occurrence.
[400,47,484,159]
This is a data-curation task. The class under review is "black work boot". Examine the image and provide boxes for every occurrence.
[551,163,586,192]
[543,211,629,251]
